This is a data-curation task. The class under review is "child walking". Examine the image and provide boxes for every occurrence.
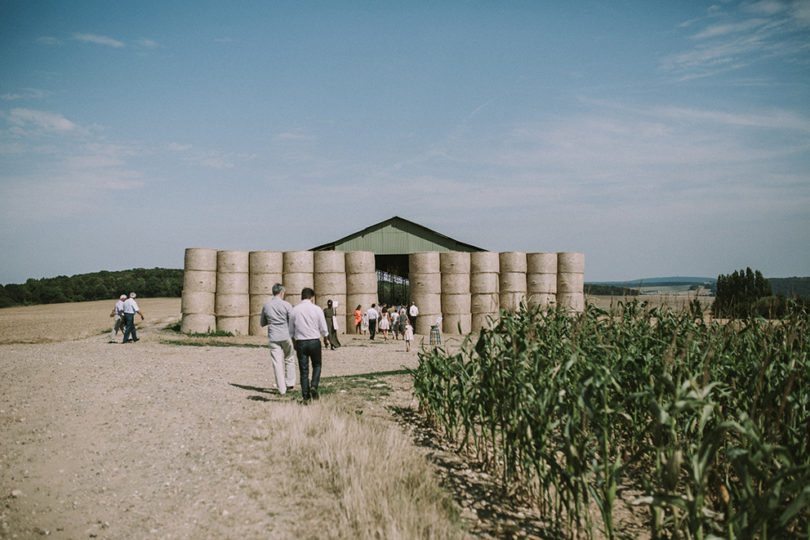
[404,320,414,352]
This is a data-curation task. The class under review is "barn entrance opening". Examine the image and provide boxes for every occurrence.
[375,254,409,306]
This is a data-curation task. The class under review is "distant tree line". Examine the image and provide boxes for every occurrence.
[711,267,803,318]
[0,268,183,308]
[584,284,640,296]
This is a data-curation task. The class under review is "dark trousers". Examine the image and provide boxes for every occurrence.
[295,339,322,400]
[123,313,137,342]
[369,319,377,339]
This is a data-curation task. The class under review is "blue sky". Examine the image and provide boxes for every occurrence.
[1,0,809,284]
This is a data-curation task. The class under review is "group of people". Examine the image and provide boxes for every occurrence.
[354,301,417,351]
[109,292,145,343]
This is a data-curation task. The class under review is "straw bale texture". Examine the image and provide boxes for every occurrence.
[441,273,470,294]
[557,252,585,274]
[248,251,283,274]
[439,252,471,274]
[282,251,314,274]
[346,272,377,294]
[217,315,249,336]
[181,313,216,334]
[409,293,442,314]
[409,273,441,295]
[215,294,249,317]
[217,250,249,273]
[216,272,249,295]
[345,251,375,273]
[409,252,440,274]
[249,273,283,295]
[500,272,527,293]
[314,272,347,296]
[282,272,314,299]
[471,293,499,314]
[527,252,557,274]
[184,248,217,271]
[528,293,556,310]
[415,314,441,336]
[313,251,346,274]
[181,291,215,314]
[183,270,216,293]
[471,251,500,273]
[527,273,557,294]
[470,272,499,294]
[472,312,498,333]
[557,272,585,294]
[500,292,527,312]
[442,293,471,314]
[499,251,527,273]
[557,292,585,312]
[443,313,471,335]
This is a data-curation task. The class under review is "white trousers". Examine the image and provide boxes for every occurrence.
[268,338,296,394]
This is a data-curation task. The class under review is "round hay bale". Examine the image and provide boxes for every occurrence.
[185,248,217,271]
[415,313,441,336]
[314,251,346,274]
[346,272,377,295]
[472,312,498,333]
[500,272,527,293]
[443,313,471,335]
[285,294,302,307]
[410,293,442,314]
[440,252,471,274]
[181,291,215,315]
[409,273,441,295]
[557,252,585,274]
[183,270,216,293]
[527,252,557,274]
[315,272,347,296]
[217,316,249,336]
[345,251,375,273]
[557,292,585,312]
[217,250,249,273]
[557,272,585,294]
[216,272,249,295]
[249,251,283,274]
[250,273,283,295]
[249,294,273,317]
[215,294,249,317]
[441,273,470,294]
[283,251,314,274]
[283,272,314,298]
[442,293,471,314]
[528,293,556,310]
[249,316,265,337]
[528,273,557,294]
[471,252,500,273]
[500,251,527,273]
[500,291,527,311]
[409,252,440,274]
[471,293,499,314]
[181,313,216,334]
[470,272,499,294]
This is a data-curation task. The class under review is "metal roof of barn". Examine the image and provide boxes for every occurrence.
[311,216,484,254]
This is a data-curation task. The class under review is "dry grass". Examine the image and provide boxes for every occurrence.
[587,293,713,314]
[242,400,468,539]
[0,298,181,344]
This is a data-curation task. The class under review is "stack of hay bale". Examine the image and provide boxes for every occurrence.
[470,251,500,332]
[527,252,557,310]
[409,252,442,335]
[314,250,347,328]
[181,248,217,334]
[440,252,471,334]
[216,250,249,335]
[248,251,282,336]
[499,251,528,311]
[557,252,585,312]
[345,251,377,333]
[282,251,314,307]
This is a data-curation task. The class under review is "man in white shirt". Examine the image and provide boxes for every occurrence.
[122,292,144,343]
[260,283,296,395]
[109,294,127,343]
[409,301,419,333]
[366,303,379,340]
[290,288,329,403]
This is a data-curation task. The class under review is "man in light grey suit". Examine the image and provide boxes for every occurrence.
[260,283,297,395]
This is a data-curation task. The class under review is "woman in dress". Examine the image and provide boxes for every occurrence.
[354,305,363,334]
[378,307,390,340]
[323,299,341,350]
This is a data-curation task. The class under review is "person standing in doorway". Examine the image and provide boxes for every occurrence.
[366,303,379,340]
[291,288,329,404]
[260,283,297,395]
[409,301,419,333]
[122,292,144,343]
[109,294,127,343]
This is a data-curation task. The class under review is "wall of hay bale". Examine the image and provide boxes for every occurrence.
[181,249,585,336]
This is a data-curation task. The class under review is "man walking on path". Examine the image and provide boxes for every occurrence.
[260,283,297,395]
[409,301,419,333]
[122,292,144,343]
[366,303,379,340]
[291,288,329,404]
[109,294,127,343]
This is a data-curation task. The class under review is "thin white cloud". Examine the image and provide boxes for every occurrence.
[274,131,314,141]
[136,38,159,49]
[72,33,125,48]
[201,157,234,169]
[8,108,76,132]
[36,36,62,46]
[0,88,50,101]
[168,142,192,151]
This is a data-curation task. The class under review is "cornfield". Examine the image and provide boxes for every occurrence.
[411,301,810,539]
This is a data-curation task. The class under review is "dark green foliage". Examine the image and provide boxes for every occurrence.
[584,283,640,296]
[411,301,810,539]
[0,268,183,307]
[770,277,810,300]
[713,268,773,318]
